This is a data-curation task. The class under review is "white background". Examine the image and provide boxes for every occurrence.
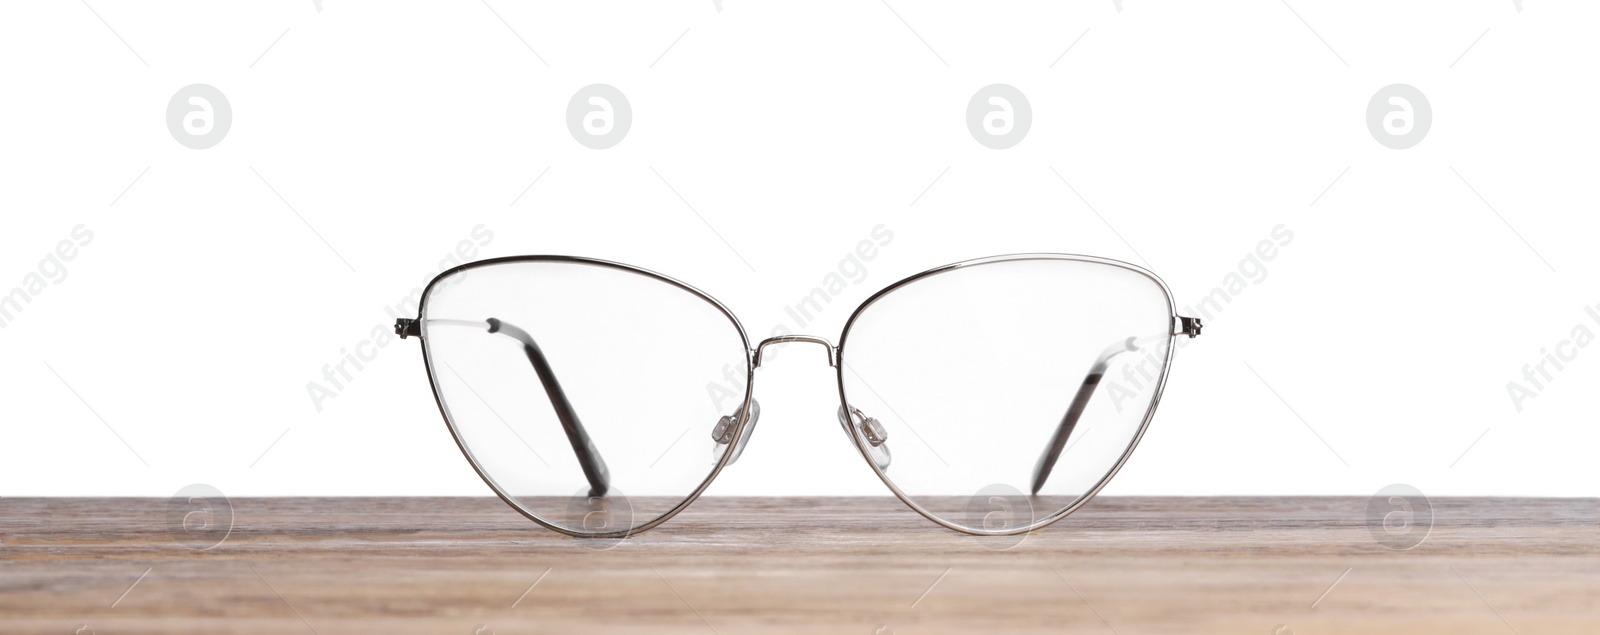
[2,1,1595,499]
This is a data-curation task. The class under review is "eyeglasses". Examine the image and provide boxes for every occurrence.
[395,254,1201,538]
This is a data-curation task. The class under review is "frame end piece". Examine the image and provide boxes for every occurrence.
[395,318,420,339]
[1178,316,1203,338]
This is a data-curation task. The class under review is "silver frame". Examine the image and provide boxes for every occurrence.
[415,255,757,539]
[408,253,1184,538]
[835,253,1180,536]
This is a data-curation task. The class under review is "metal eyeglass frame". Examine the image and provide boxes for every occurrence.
[397,253,1202,538]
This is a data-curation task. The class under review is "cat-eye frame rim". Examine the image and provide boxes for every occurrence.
[403,255,756,539]
[836,253,1191,536]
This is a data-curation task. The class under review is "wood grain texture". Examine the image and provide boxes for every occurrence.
[2,496,1596,634]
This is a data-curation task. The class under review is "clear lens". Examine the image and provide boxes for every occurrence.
[838,257,1174,533]
[421,259,750,535]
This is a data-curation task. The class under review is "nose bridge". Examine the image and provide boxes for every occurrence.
[754,335,837,368]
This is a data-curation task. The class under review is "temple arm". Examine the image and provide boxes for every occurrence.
[397,317,610,497]
[1029,337,1137,495]
[1029,316,1202,495]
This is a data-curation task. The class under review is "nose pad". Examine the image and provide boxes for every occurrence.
[710,400,761,465]
[838,406,891,470]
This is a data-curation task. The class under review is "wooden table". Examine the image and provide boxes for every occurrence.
[1,497,1595,634]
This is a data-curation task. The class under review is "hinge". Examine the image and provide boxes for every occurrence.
[1177,316,1203,338]
[395,318,420,339]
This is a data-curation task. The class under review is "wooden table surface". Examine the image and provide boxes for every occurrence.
[1,496,1595,634]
